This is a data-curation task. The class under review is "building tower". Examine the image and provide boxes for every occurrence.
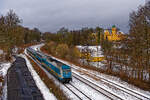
[112,25,117,37]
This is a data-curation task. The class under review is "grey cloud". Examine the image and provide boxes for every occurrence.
[0,0,144,33]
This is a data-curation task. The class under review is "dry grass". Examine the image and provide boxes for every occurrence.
[0,76,4,96]
[27,56,69,100]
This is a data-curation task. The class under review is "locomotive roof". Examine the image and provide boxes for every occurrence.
[36,51,46,57]
[27,47,36,52]
[47,56,69,68]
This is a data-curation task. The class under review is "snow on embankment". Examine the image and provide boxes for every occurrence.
[0,63,11,77]
[30,44,44,51]
[20,54,57,100]
[0,63,11,100]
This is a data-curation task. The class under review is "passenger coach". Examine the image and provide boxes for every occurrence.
[26,48,72,83]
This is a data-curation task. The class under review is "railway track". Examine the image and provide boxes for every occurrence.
[27,54,113,100]
[64,83,92,100]
[33,51,124,99]
[72,72,122,100]
[27,54,93,100]
[40,52,130,100]
[28,48,150,100]
[72,67,150,100]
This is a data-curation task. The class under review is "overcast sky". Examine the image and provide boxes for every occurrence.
[0,0,145,33]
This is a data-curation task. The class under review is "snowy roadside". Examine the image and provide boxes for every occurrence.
[0,63,11,100]
[19,54,57,100]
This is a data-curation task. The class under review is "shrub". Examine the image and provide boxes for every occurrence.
[56,44,69,58]
[73,47,80,59]
[43,41,57,55]
[66,47,80,62]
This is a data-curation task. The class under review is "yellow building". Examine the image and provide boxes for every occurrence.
[104,25,125,41]
[78,25,125,62]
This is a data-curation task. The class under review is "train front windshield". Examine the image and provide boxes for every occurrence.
[63,69,71,74]
[62,65,72,78]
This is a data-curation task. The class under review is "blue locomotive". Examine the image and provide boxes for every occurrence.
[26,47,72,83]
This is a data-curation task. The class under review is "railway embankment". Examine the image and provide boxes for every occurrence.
[7,56,44,100]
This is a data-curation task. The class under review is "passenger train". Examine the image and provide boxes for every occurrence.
[26,47,72,83]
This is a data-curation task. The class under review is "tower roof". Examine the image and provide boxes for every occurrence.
[112,25,116,28]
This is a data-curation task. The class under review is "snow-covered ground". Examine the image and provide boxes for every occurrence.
[0,63,11,100]
[69,77,109,100]
[30,44,44,51]
[20,53,57,100]
[77,45,104,57]
[0,63,11,77]
[31,44,150,100]
[77,46,106,68]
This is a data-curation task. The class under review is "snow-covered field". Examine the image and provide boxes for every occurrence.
[31,44,150,100]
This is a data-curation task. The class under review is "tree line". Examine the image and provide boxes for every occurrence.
[42,27,103,46]
[101,2,150,90]
[42,27,103,64]
[0,10,41,60]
